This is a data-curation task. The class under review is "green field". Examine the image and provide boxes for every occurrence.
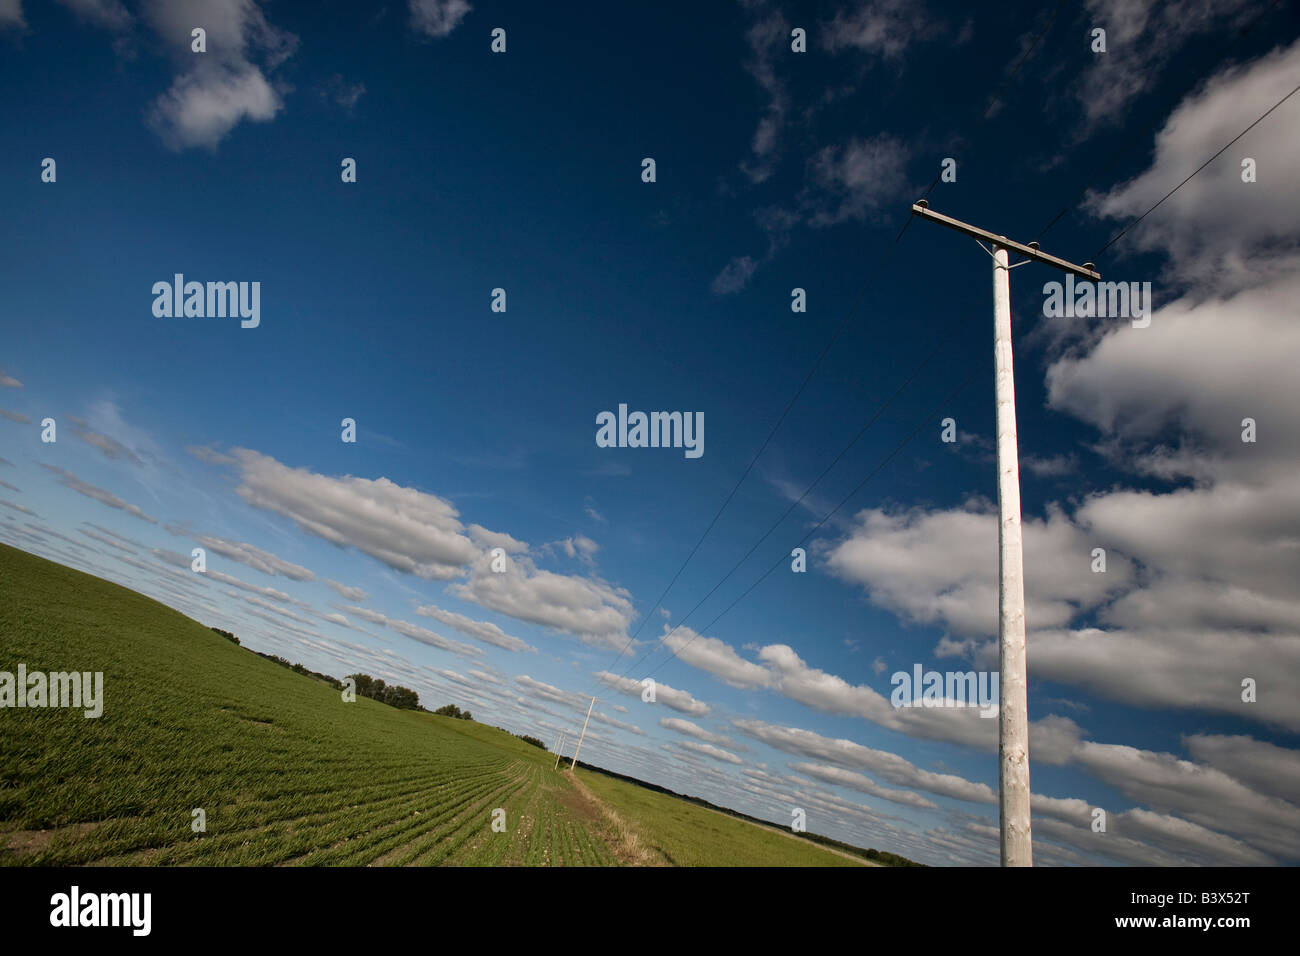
[577,770,866,866]
[0,543,864,866]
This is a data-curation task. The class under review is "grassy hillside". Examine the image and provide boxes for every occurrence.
[578,769,866,866]
[0,543,864,866]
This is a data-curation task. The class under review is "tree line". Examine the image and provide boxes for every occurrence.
[347,672,421,710]
[433,703,473,720]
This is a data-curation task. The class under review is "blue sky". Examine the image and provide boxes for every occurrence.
[2,0,1299,866]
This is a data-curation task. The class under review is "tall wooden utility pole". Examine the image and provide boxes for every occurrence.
[553,731,567,770]
[910,200,1100,867]
[570,697,596,772]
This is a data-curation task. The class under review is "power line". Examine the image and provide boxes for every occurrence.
[601,2,1279,691]
[587,2,1071,693]
[589,232,901,686]
[598,5,1073,688]
[605,326,958,687]
[625,67,1300,703]
[638,365,981,683]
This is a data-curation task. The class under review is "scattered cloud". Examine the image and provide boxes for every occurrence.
[415,602,535,653]
[1074,0,1254,133]
[409,0,470,38]
[450,549,635,651]
[195,533,315,581]
[325,579,368,602]
[659,717,735,746]
[141,0,299,150]
[39,464,156,523]
[0,0,25,30]
[55,0,131,30]
[710,255,759,296]
[678,740,744,765]
[223,448,480,580]
[822,0,934,59]
[596,671,710,717]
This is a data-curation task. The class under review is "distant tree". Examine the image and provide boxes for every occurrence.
[209,627,240,645]
[433,704,473,720]
[347,673,422,711]
[384,685,420,710]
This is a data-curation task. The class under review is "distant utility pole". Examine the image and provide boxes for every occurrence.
[553,732,567,770]
[570,697,596,772]
[910,200,1100,868]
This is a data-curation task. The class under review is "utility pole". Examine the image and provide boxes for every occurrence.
[553,732,566,770]
[570,696,596,772]
[910,200,1099,867]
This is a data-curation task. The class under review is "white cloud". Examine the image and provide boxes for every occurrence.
[415,602,535,653]
[1030,806,1270,867]
[206,568,296,604]
[1085,36,1300,287]
[805,134,909,226]
[659,717,734,746]
[823,480,1300,731]
[68,415,143,465]
[737,5,790,185]
[823,499,1130,638]
[148,64,281,150]
[1022,625,1300,732]
[514,675,643,735]
[822,0,932,59]
[710,256,759,296]
[552,534,598,566]
[226,449,479,580]
[665,626,1082,756]
[1072,741,1300,861]
[596,672,710,717]
[1074,0,1254,133]
[468,524,528,554]
[677,740,744,765]
[141,0,297,150]
[80,527,136,554]
[1022,453,1077,477]
[195,533,314,581]
[321,74,365,112]
[409,0,470,38]
[325,579,368,602]
[387,617,482,659]
[659,624,773,689]
[1181,734,1300,804]
[733,718,997,805]
[1006,45,1300,731]
[39,465,157,523]
[228,590,315,626]
[791,762,938,810]
[449,550,635,651]
[0,0,24,29]
[338,604,389,626]
[1109,807,1274,866]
